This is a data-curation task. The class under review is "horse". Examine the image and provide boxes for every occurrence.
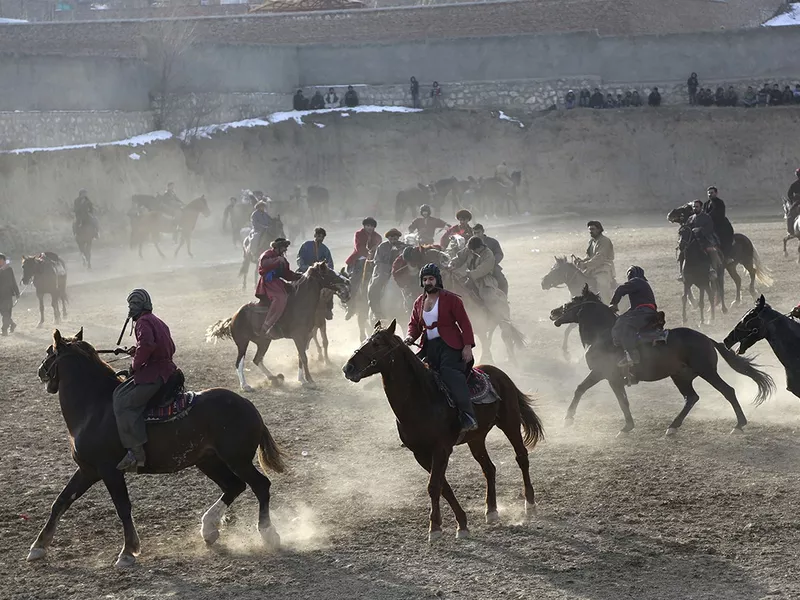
[238,216,286,290]
[396,184,435,224]
[21,253,68,327]
[73,219,97,269]
[676,223,720,325]
[224,199,254,246]
[28,329,285,569]
[430,177,470,215]
[129,196,210,259]
[207,262,350,390]
[479,171,522,217]
[782,196,800,263]
[724,295,800,399]
[540,255,598,360]
[342,320,544,541]
[342,259,375,342]
[307,185,331,223]
[550,285,774,436]
[668,203,772,307]
[173,196,211,257]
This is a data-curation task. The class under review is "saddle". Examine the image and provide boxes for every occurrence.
[430,367,499,408]
[143,369,198,423]
[636,311,669,346]
[247,292,292,338]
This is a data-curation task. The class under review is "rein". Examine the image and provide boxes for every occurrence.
[348,337,410,380]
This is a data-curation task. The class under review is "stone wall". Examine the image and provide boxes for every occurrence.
[161,91,293,132]
[0,111,155,151]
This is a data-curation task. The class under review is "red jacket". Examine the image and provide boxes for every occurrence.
[407,289,475,350]
[345,228,382,267]
[256,249,301,298]
[440,224,473,248]
[131,312,177,385]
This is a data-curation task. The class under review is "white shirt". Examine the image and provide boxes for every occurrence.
[423,297,440,340]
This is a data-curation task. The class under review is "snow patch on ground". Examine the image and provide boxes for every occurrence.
[6,131,172,155]
[0,17,28,23]
[314,123,326,128]
[763,4,800,26]
[497,111,525,128]
[128,152,141,160]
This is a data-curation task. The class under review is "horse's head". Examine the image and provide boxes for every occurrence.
[342,319,403,382]
[307,262,350,302]
[38,328,87,394]
[667,203,693,225]
[191,195,211,217]
[20,255,40,284]
[541,255,574,290]
[724,294,771,355]
[550,284,603,327]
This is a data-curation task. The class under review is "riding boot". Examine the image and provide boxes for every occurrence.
[116,445,146,472]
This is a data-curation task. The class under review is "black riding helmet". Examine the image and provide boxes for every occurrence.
[626,265,646,281]
[419,263,443,289]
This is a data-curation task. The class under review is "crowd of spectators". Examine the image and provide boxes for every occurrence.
[293,85,361,110]
[564,87,661,109]
[688,73,800,107]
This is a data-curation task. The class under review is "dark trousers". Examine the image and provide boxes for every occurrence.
[0,298,14,333]
[367,269,390,317]
[424,337,474,417]
[494,267,509,296]
[112,378,162,449]
[612,307,656,363]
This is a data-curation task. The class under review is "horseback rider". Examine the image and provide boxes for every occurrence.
[250,200,273,252]
[574,220,616,302]
[394,246,450,312]
[161,182,183,217]
[298,228,335,319]
[495,161,513,187]
[113,289,177,472]
[256,238,302,339]
[0,254,19,336]
[610,266,658,369]
[787,169,800,233]
[73,189,99,239]
[344,217,382,317]
[368,228,408,319]
[679,199,723,280]
[453,236,511,319]
[408,204,449,245]
[704,186,734,262]
[404,263,478,434]
[440,209,473,249]
[471,223,509,296]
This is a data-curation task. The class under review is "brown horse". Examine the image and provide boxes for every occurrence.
[21,252,68,327]
[342,320,544,541]
[207,262,350,390]
[29,329,285,568]
[129,196,210,258]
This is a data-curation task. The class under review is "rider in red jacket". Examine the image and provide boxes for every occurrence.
[405,263,477,433]
[439,209,474,249]
[256,238,301,338]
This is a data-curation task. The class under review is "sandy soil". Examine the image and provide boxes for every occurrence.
[1,213,800,600]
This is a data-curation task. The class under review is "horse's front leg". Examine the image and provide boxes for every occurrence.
[174,233,186,258]
[186,233,194,258]
[37,293,45,327]
[783,234,793,257]
[681,285,689,324]
[565,370,603,424]
[293,336,315,386]
[101,470,141,568]
[562,322,577,361]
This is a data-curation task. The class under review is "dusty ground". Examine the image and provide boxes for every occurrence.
[1,212,800,600]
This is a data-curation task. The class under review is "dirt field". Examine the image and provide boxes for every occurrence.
[2,212,800,600]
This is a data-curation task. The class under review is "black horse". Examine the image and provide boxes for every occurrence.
[676,223,720,324]
[668,203,772,307]
[21,253,68,327]
[396,184,436,224]
[28,329,285,568]
[724,295,800,398]
[74,219,97,269]
[550,285,774,436]
[238,217,286,289]
[479,171,522,217]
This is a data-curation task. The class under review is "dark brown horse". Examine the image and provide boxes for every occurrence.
[74,219,97,269]
[129,196,210,258]
[207,262,350,390]
[342,320,544,542]
[28,329,285,568]
[21,252,68,327]
[551,285,774,436]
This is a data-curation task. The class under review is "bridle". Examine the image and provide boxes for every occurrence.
[347,333,408,380]
[733,306,787,346]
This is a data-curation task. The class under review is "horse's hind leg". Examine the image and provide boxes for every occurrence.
[746,266,757,300]
[228,461,279,550]
[37,294,45,327]
[467,437,498,523]
[235,340,251,391]
[101,470,141,568]
[27,468,100,561]
[496,409,536,513]
[609,378,635,434]
[320,321,330,365]
[174,234,185,258]
[700,370,748,433]
[783,234,792,257]
[726,263,743,306]
[196,456,246,545]
[254,341,282,386]
[666,374,701,436]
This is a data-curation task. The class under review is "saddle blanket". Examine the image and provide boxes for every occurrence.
[433,368,499,408]
[145,392,197,423]
[638,329,670,345]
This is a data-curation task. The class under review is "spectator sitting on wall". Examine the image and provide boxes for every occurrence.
[621,91,632,107]
[714,87,725,107]
[589,88,604,108]
[564,90,576,109]
[687,72,699,105]
[742,86,757,108]
[579,89,591,108]
[757,84,770,107]
[770,83,783,106]
[344,85,359,108]
[324,87,339,109]
[783,85,794,105]
[616,93,624,107]
[431,81,442,110]
[605,93,616,108]
[308,90,325,110]
[293,89,308,111]
[703,88,716,107]
[725,86,738,107]
[648,87,662,107]
[630,90,642,107]
[794,84,800,103]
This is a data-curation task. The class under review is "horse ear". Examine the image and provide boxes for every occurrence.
[53,329,64,348]
[757,294,765,307]
[374,320,382,331]
[75,327,83,341]
[582,283,590,295]
[387,319,397,335]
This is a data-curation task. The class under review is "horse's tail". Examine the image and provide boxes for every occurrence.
[502,320,528,349]
[713,341,775,406]
[206,317,233,343]
[515,385,544,448]
[257,423,286,474]
[751,243,774,288]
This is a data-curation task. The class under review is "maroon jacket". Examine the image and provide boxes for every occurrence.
[131,312,177,385]
[345,228,382,267]
[256,248,300,298]
[407,289,475,350]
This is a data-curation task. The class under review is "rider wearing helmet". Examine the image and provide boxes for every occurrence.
[409,204,449,245]
[609,266,658,369]
[404,263,478,434]
[113,289,177,471]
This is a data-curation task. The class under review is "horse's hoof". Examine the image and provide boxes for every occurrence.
[616,429,630,438]
[485,511,500,524]
[564,416,574,427]
[242,385,254,393]
[428,530,443,543]
[665,427,679,437]
[455,528,470,540]
[525,501,537,516]
[114,553,136,569]
[36,323,44,329]
[302,381,318,389]
[202,527,220,545]
[259,525,281,551]
[730,427,745,435]
[26,547,46,561]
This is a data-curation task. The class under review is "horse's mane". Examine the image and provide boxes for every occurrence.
[65,340,124,383]
[390,333,441,400]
